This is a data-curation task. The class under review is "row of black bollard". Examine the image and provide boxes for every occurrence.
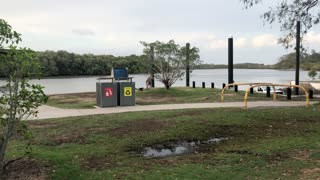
[286,88,314,100]
[191,83,314,99]
[191,81,217,89]
[192,82,235,91]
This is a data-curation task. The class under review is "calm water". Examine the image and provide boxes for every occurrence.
[0,69,310,95]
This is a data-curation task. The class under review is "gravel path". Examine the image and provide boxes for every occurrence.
[30,101,318,120]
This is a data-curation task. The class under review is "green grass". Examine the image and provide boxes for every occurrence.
[6,103,320,179]
[46,92,97,109]
[46,87,290,108]
[47,99,96,109]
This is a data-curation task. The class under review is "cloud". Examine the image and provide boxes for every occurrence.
[102,32,220,49]
[251,34,277,48]
[207,37,247,49]
[235,37,247,48]
[207,35,215,40]
[72,29,95,36]
[209,40,227,49]
[304,31,320,44]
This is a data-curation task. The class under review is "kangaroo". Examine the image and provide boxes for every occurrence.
[146,75,153,89]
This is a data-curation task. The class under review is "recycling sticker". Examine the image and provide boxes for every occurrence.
[124,87,132,96]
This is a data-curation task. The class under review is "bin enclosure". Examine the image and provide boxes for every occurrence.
[96,82,118,107]
[118,82,135,106]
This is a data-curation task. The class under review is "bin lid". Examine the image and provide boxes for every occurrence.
[114,68,128,80]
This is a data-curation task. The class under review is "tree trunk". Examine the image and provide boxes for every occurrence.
[164,82,170,89]
[0,134,9,175]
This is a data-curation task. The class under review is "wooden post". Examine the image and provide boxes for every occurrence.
[192,81,195,88]
[228,37,234,85]
[186,43,190,87]
[202,82,205,88]
[150,46,155,88]
[211,83,214,89]
[295,21,300,95]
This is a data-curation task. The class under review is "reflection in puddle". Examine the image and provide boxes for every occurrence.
[207,137,228,144]
[143,137,229,158]
[144,145,190,157]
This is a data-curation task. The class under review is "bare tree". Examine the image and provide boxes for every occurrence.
[141,40,200,89]
[241,0,320,48]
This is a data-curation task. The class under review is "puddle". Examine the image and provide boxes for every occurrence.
[143,137,229,158]
[207,137,228,144]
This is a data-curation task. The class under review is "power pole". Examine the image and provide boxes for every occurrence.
[295,21,300,95]
[228,36,234,85]
[186,43,190,87]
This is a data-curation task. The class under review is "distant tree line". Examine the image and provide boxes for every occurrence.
[1,49,319,78]
[273,50,320,70]
[197,50,320,70]
[0,50,149,78]
[195,63,273,69]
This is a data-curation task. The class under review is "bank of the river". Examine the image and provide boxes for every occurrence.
[46,87,318,109]
[0,69,312,95]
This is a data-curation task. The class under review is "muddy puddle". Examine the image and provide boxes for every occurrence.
[143,137,228,158]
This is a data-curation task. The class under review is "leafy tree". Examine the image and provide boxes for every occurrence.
[0,19,47,175]
[141,40,200,89]
[274,50,320,70]
[0,19,21,46]
[241,0,320,48]
[274,52,297,69]
[308,68,318,80]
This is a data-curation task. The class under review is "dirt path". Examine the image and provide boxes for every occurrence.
[30,101,318,120]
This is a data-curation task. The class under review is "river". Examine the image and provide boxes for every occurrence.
[0,69,311,95]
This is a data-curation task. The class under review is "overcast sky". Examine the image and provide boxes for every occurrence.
[2,0,320,64]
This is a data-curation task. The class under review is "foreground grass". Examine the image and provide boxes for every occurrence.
[47,87,293,108]
[7,104,320,179]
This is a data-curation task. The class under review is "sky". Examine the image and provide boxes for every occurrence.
[2,0,320,64]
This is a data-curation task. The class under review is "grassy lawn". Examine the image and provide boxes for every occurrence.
[46,87,311,109]
[6,104,320,179]
[47,92,97,109]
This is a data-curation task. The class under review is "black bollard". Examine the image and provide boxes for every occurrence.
[287,88,292,100]
[234,85,238,92]
[250,87,254,94]
[192,81,195,88]
[266,86,271,97]
[309,89,314,99]
[211,82,215,89]
[202,82,205,88]
[222,83,226,89]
